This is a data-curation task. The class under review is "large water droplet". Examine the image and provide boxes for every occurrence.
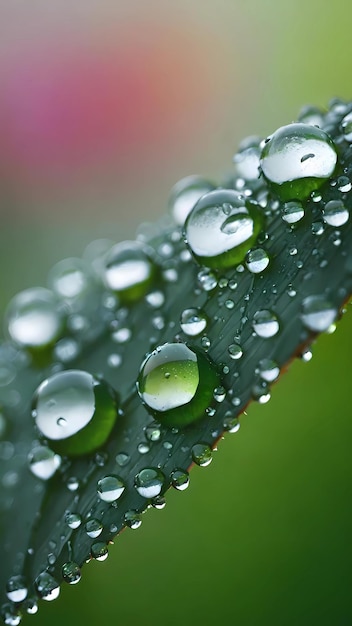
[260,123,337,200]
[6,576,28,603]
[28,445,61,480]
[301,295,337,332]
[124,510,142,529]
[33,370,118,456]
[103,241,156,303]
[184,189,264,269]
[168,175,216,225]
[137,342,219,427]
[35,572,60,601]
[5,287,64,349]
[323,200,349,227]
[282,201,305,224]
[341,111,352,141]
[97,475,125,503]
[252,310,280,338]
[1,604,22,626]
[180,308,208,336]
[91,542,109,561]
[134,467,165,498]
[191,443,212,466]
[62,562,81,585]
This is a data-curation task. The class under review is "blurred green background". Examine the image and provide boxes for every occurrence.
[0,0,351,624]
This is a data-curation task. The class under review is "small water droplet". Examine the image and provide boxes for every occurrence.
[65,512,82,530]
[258,358,280,382]
[28,445,61,480]
[192,443,212,466]
[301,295,337,332]
[252,310,280,338]
[35,572,60,601]
[323,200,349,227]
[116,452,130,467]
[134,467,165,498]
[180,308,208,336]
[282,201,305,224]
[341,111,352,141]
[124,510,142,529]
[62,562,81,585]
[223,412,240,433]
[97,475,125,503]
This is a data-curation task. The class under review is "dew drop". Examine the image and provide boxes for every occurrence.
[124,510,142,529]
[252,310,280,338]
[301,295,337,332]
[91,542,109,561]
[49,258,92,300]
[197,268,218,292]
[33,370,118,456]
[103,241,156,303]
[28,445,61,480]
[223,413,240,433]
[137,342,219,427]
[85,518,103,539]
[116,452,130,467]
[65,512,82,530]
[323,200,349,227]
[35,572,60,601]
[6,287,64,349]
[260,123,337,200]
[282,201,305,224]
[62,562,81,585]
[168,175,216,225]
[258,358,280,382]
[191,443,212,467]
[134,467,165,498]
[245,247,270,273]
[144,423,161,442]
[228,343,243,360]
[6,576,28,603]
[185,190,264,269]
[97,475,125,503]
[171,469,190,491]
[180,308,208,336]
[1,604,22,626]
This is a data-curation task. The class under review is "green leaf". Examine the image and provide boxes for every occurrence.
[1,98,352,625]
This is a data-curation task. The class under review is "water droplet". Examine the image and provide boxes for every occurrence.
[171,469,190,491]
[54,338,79,363]
[180,308,208,336]
[341,111,352,141]
[337,175,351,193]
[49,258,92,300]
[145,423,161,442]
[233,145,261,181]
[258,358,280,382]
[107,353,122,368]
[197,268,218,292]
[301,295,337,332]
[213,386,226,402]
[103,241,156,303]
[260,123,337,200]
[137,342,219,427]
[124,510,142,529]
[301,348,313,362]
[85,518,103,538]
[152,495,166,509]
[116,452,130,467]
[323,200,349,227]
[1,604,22,626]
[282,201,305,224]
[6,287,64,349]
[97,475,125,503]
[145,290,165,308]
[134,467,165,498]
[298,104,324,127]
[191,443,212,466]
[252,310,280,338]
[223,413,240,433]
[91,542,109,561]
[245,248,270,273]
[62,562,81,585]
[24,598,38,615]
[65,512,82,529]
[228,343,243,360]
[28,445,61,480]
[184,190,264,269]
[33,370,118,456]
[112,327,132,343]
[168,175,216,225]
[35,572,60,601]
[6,576,28,603]
[66,476,80,491]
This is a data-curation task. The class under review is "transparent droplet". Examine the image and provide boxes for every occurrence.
[233,145,261,181]
[65,512,82,530]
[282,201,305,224]
[260,123,337,200]
[323,200,349,227]
[213,386,226,402]
[223,413,240,433]
[301,295,337,332]
[341,111,352,141]
[252,310,280,338]
[180,308,208,336]
[116,452,130,467]
[245,248,270,273]
[258,358,280,382]
[35,572,60,601]
[33,370,118,456]
[145,290,165,308]
[228,343,243,360]
[91,542,109,561]
[28,445,61,480]
[54,338,79,363]
[97,475,125,503]
[138,442,150,454]
[66,476,80,491]
[168,175,216,225]
[134,467,165,498]
[111,327,132,344]
[6,576,28,603]
[137,342,219,427]
[6,287,64,349]
[49,258,92,300]
[124,510,142,529]
[184,189,264,269]
[191,443,212,467]
[171,469,190,491]
[1,604,22,626]
[337,175,351,193]
[85,518,103,538]
[62,562,81,585]
[145,423,161,442]
[103,241,156,303]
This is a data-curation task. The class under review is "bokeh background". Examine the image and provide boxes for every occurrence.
[0,0,351,624]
